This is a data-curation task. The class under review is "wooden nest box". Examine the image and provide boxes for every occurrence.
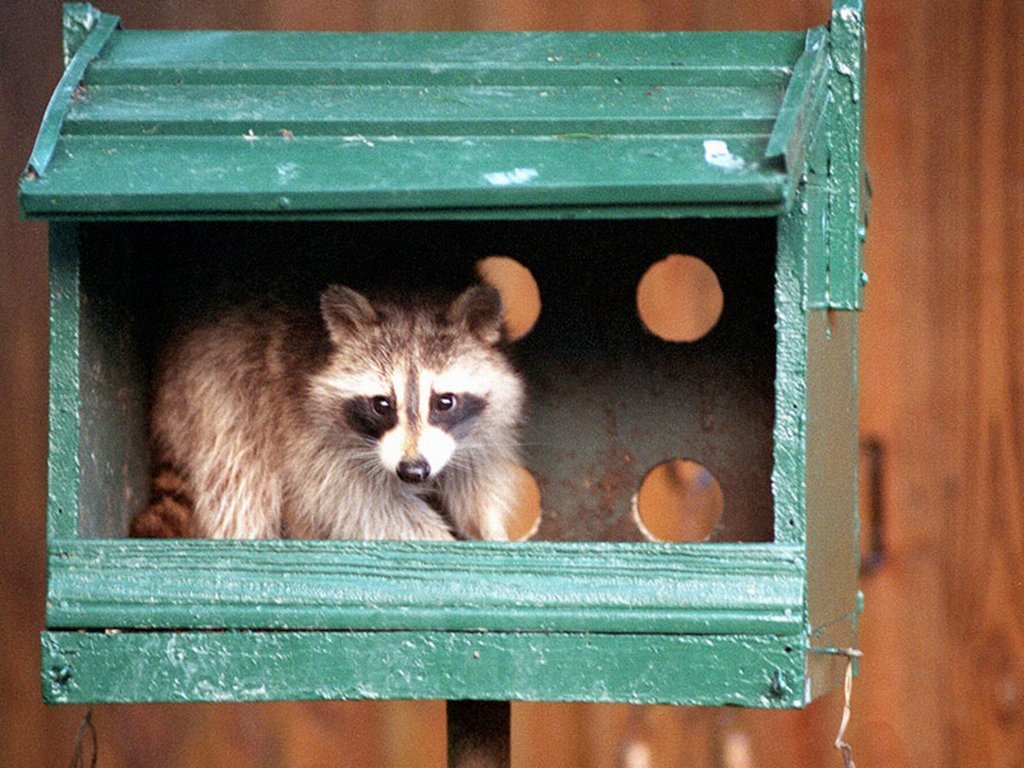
[23,2,866,709]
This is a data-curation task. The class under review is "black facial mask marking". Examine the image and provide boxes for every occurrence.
[343,396,398,439]
[428,393,486,439]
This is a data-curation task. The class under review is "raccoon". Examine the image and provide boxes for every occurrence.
[129,284,524,541]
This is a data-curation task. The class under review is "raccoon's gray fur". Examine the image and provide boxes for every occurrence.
[130,284,524,541]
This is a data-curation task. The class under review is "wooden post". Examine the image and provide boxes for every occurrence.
[447,700,510,768]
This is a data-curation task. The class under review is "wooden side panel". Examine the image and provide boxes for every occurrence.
[45,223,81,539]
[805,309,858,693]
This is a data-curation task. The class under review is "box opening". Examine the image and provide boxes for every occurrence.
[76,217,776,542]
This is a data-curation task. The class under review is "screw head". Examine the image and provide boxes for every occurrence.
[767,669,790,700]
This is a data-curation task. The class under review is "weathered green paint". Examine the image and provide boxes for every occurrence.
[68,86,783,135]
[802,0,864,696]
[26,9,119,179]
[29,1,866,709]
[84,29,802,83]
[22,135,786,217]
[826,0,867,309]
[18,12,835,220]
[47,223,81,541]
[804,181,831,308]
[775,149,861,700]
[78,226,150,537]
[765,27,830,203]
[41,630,806,707]
[62,4,112,66]
[772,182,809,547]
[46,540,805,634]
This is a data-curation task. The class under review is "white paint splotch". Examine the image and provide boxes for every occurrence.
[702,140,746,171]
[484,167,539,186]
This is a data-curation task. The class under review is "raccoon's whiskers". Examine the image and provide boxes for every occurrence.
[348,452,389,480]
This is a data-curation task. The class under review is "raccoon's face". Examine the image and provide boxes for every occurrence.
[311,284,521,486]
[341,368,489,483]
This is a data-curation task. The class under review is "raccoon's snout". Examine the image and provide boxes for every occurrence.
[396,459,431,484]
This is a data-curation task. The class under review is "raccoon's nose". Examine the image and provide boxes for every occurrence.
[396,459,431,484]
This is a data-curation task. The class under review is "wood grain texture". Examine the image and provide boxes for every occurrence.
[854,1,1024,766]
[4,0,1022,765]
[946,0,1024,764]
[0,5,72,768]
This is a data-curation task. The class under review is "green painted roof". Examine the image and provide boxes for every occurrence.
[21,6,830,219]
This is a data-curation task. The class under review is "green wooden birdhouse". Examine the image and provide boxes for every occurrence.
[24,2,866,709]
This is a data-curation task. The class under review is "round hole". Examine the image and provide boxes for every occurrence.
[505,464,542,541]
[632,459,724,542]
[475,256,541,341]
[636,254,723,342]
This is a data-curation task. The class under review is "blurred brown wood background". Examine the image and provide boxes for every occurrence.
[2,1,1022,765]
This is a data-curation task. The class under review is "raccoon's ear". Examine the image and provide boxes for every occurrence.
[449,284,505,346]
[320,285,378,343]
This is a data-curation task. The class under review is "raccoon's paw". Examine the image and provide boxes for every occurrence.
[399,502,458,541]
[476,517,510,541]
[403,512,457,541]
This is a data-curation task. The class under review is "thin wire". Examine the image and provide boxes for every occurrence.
[833,652,861,768]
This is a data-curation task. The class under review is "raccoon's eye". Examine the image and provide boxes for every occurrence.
[434,393,457,412]
[371,396,393,416]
